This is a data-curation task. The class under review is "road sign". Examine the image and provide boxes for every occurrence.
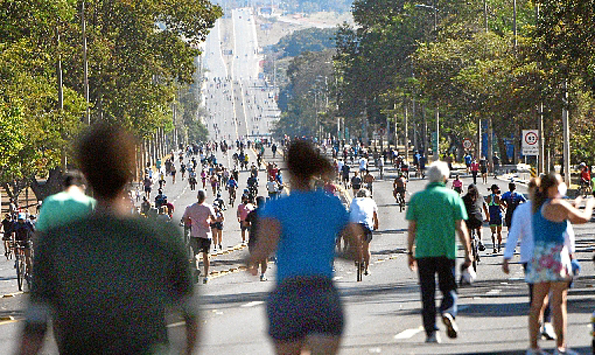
[522,130,539,156]
[462,138,473,149]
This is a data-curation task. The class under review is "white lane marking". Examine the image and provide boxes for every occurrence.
[393,326,424,340]
[486,289,501,295]
[241,301,264,308]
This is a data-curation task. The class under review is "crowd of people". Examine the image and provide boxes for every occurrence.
[1,125,592,355]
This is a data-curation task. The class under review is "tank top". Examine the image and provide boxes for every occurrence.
[532,202,567,245]
[488,194,502,218]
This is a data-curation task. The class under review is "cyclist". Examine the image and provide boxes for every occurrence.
[10,213,35,275]
[189,169,197,190]
[226,176,238,204]
[349,188,379,276]
[237,195,255,245]
[213,193,227,211]
[579,162,591,195]
[180,163,186,180]
[362,170,375,196]
[486,184,504,253]
[393,174,407,204]
[462,184,488,252]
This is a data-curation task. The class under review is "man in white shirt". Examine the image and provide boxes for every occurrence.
[266,176,280,199]
[358,156,368,173]
[182,189,217,284]
[502,179,574,341]
[349,188,378,275]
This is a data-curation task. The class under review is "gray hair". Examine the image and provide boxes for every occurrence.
[427,161,450,183]
[356,188,371,198]
[197,189,207,203]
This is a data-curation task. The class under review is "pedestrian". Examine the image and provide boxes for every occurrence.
[351,170,362,197]
[211,201,224,252]
[35,171,96,233]
[362,169,375,196]
[479,156,489,184]
[502,178,568,343]
[501,182,527,231]
[182,189,217,284]
[246,196,267,281]
[524,173,594,355]
[470,159,479,185]
[487,184,504,253]
[237,195,254,245]
[19,124,198,354]
[349,188,379,276]
[247,139,361,355]
[406,161,473,343]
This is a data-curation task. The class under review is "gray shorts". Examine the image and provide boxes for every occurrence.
[267,276,343,341]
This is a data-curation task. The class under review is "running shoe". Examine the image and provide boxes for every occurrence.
[260,274,267,282]
[213,248,218,253]
[553,348,579,355]
[441,313,458,339]
[493,248,497,254]
[219,244,223,250]
[478,242,486,251]
[425,332,441,343]
[203,277,209,284]
[541,323,556,340]
[526,348,550,355]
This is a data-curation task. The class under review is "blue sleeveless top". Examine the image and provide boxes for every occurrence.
[532,202,567,245]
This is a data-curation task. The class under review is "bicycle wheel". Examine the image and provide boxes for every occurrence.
[472,239,478,272]
[16,254,24,291]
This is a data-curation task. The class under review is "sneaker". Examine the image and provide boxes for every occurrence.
[425,332,441,343]
[213,248,218,253]
[497,243,501,253]
[553,348,579,355]
[526,348,550,355]
[203,277,209,284]
[364,269,370,276]
[219,244,223,250]
[478,242,486,251]
[541,322,556,340]
[441,313,458,339]
[260,274,267,281]
[493,248,497,254]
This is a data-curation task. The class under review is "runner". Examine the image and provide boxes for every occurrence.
[501,182,527,230]
[182,189,217,284]
[210,201,224,252]
[479,156,489,184]
[237,195,254,245]
[247,139,361,355]
[351,171,362,197]
[362,169,375,196]
[486,184,504,253]
[246,196,267,281]
[470,159,479,185]
[451,174,463,195]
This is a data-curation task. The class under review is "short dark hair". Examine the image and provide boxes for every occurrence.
[286,140,333,182]
[62,171,86,188]
[75,124,136,200]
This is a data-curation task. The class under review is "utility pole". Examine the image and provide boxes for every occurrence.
[404,102,409,162]
[538,103,545,174]
[562,80,570,185]
[513,0,518,51]
[82,1,90,125]
[57,27,67,171]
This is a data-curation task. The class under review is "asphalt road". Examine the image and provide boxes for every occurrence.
[0,147,594,354]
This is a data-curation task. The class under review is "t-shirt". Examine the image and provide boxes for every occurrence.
[36,190,96,233]
[341,165,350,177]
[349,197,378,229]
[406,182,468,259]
[28,214,193,354]
[237,203,254,221]
[462,194,484,222]
[501,191,527,216]
[266,181,279,193]
[358,158,367,171]
[351,176,362,188]
[260,190,349,284]
[183,202,215,239]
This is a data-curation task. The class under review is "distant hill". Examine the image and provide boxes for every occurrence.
[275,28,336,57]
[279,0,353,14]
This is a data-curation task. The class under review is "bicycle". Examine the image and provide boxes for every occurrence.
[13,240,32,291]
[228,188,237,207]
[394,189,406,213]
[469,228,480,272]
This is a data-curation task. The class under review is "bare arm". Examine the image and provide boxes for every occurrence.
[455,219,473,267]
[407,221,416,270]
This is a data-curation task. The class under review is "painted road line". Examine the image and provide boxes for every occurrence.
[394,326,424,340]
[241,301,264,308]
[486,289,501,295]
[166,321,186,328]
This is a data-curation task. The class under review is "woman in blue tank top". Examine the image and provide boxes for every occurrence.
[247,140,362,355]
[525,173,594,355]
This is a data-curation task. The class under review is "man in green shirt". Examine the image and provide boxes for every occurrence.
[406,161,473,343]
[35,171,96,233]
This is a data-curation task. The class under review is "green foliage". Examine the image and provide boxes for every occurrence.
[276,28,336,57]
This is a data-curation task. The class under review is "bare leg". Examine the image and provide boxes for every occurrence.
[363,241,371,273]
[306,334,341,355]
[529,282,550,350]
[274,339,304,355]
[202,252,210,277]
[550,281,569,351]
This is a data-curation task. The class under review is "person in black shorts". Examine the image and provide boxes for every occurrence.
[462,184,489,251]
[246,196,267,281]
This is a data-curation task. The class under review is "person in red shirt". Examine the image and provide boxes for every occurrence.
[470,159,480,185]
[580,162,592,194]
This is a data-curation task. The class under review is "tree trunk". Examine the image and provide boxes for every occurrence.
[30,168,64,202]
